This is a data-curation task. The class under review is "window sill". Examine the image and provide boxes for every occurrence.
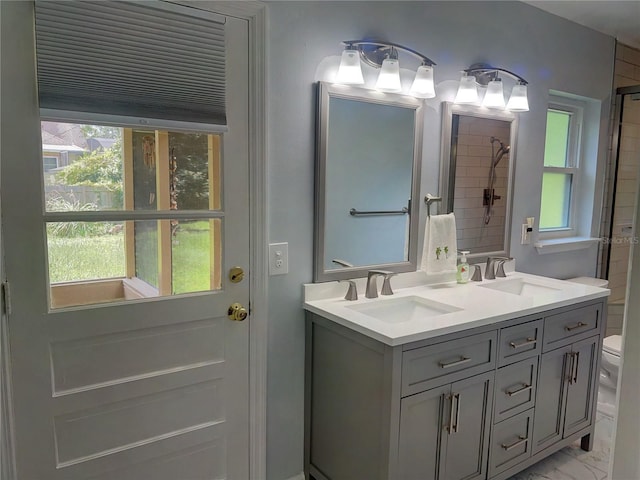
[534,236,600,255]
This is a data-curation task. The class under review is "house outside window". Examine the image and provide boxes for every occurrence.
[539,98,583,236]
[42,155,59,172]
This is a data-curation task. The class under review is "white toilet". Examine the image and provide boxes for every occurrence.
[567,276,621,417]
[599,334,622,417]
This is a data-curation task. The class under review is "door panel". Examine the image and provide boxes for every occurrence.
[1,4,250,479]
[398,385,450,480]
[532,345,571,454]
[443,371,493,480]
[564,337,598,437]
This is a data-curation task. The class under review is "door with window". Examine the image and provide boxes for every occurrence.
[2,2,251,479]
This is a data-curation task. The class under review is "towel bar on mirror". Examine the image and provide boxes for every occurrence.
[349,207,409,216]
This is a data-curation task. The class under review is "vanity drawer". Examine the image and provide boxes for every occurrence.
[493,357,538,423]
[489,409,534,477]
[543,304,601,352]
[402,331,496,396]
[498,319,543,367]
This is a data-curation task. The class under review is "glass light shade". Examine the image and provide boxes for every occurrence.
[454,75,478,104]
[410,65,436,98]
[375,58,402,92]
[507,84,530,112]
[482,80,505,109]
[335,49,364,85]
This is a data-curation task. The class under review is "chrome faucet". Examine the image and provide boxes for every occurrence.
[485,257,512,280]
[366,270,396,298]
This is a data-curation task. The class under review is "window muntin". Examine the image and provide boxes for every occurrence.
[42,121,223,309]
[539,103,582,232]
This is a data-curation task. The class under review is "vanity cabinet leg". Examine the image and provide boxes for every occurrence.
[580,433,593,451]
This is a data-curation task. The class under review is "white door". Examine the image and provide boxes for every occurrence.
[1,3,251,479]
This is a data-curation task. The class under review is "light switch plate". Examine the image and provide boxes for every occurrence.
[269,242,289,275]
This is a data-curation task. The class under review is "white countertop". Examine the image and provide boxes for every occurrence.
[303,272,610,346]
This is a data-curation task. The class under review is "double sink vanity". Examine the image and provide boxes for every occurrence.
[303,270,609,480]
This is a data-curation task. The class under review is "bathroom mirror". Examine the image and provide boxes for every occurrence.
[314,82,423,282]
[440,102,518,260]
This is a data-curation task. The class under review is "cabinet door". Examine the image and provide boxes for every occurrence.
[532,345,571,454]
[564,336,598,437]
[442,371,494,480]
[398,385,450,480]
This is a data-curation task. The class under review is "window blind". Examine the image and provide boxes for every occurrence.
[34,1,227,127]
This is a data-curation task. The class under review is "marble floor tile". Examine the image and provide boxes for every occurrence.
[508,413,612,480]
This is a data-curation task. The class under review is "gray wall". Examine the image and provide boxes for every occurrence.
[266,2,615,478]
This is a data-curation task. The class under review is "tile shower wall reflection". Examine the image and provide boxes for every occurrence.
[454,117,510,253]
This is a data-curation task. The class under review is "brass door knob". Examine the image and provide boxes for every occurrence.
[228,302,248,321]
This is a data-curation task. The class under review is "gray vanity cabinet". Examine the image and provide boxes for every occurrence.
[398,371,494,480]
[305,298,606,480]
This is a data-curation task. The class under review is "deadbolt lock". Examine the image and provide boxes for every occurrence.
[228,302,248,321]
[229,266,245,283]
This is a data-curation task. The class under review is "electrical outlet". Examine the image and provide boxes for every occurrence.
[269,242,289,275]
[521,217,534,244]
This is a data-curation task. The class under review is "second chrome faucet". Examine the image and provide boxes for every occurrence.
[485,257,513,280]
[366,270,396,298]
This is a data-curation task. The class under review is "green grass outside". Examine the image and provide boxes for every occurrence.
[48,220,212,294]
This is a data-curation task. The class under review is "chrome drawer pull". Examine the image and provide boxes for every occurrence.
[502,435,528,451]
[565,321,588,332]
[506,383,532,397]
[439,356,471,369]
[509,337,537,349]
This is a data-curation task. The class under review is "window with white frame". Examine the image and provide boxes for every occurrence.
[539,99,583,234]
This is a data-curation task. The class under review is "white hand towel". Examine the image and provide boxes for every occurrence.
[421,213,458,275]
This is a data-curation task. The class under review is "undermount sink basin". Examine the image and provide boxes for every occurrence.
[346,296,462,324]
[479,278,562,297]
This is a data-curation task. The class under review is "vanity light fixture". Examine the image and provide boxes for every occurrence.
[455,64,529,112]
[335,40,437,98]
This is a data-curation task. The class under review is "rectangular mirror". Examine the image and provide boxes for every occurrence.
[440,102,518,260]
[314,82,423,282]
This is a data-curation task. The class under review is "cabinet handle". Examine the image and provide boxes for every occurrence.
[509,337,537,349]
[439,356,471,369]
[565,321,588,332]
[572,351,580,384]
[506,383,532,397]
[446,394,455,434]
[453,393,461,433]
[566,352,576,384]
[502,435,528,451]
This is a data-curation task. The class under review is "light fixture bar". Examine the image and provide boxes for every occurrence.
[464,63,528,86]
[342,40,437,68]
[455,63,529,112]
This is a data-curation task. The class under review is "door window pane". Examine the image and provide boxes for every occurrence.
[172,219,222,294]
[43,122,124,212]
[47,221,126,283]
[540,173,572,229]
[169,132,221,211]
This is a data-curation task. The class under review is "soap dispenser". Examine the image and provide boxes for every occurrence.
[457,251,470,284]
